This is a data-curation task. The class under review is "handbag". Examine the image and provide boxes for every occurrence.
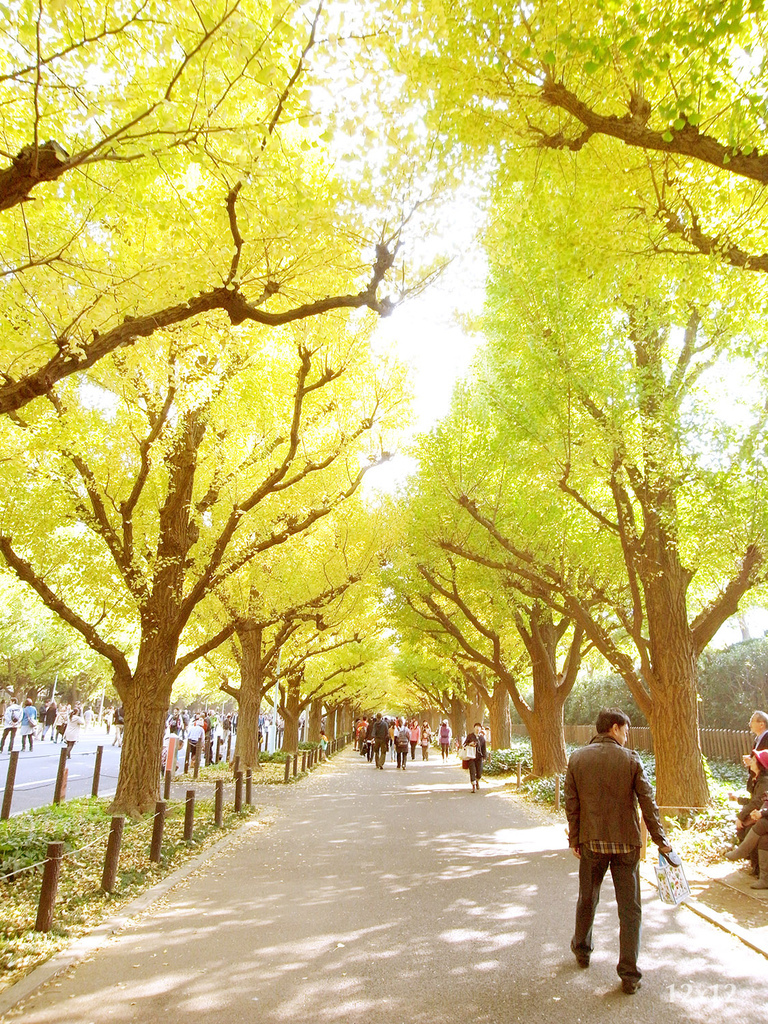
[654,851,690,905]
[456,745,476,761]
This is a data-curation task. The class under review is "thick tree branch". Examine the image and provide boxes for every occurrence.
[0,534,132,680]
[690,543,765,655]
[0,247,396,416]
[539,78,768,184]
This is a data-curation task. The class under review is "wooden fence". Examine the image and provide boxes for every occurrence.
[509,724,753,764]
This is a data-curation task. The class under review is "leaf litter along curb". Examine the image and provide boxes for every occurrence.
[0,795,261,992]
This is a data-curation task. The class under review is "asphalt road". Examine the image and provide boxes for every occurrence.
[6,750,768,1023]
[0,730,122,813]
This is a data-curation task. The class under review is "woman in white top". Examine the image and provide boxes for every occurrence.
[64,710,85,759]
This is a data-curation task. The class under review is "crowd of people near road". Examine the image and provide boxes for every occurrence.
[0,697,91,757]
[353,714,490,790]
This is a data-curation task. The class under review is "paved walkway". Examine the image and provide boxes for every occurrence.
[5,751,768,1023]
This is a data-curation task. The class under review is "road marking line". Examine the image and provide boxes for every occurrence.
[16,775,84,789]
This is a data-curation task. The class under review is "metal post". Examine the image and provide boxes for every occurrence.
[150,800,167,863]
[235,771,243,812]
[245,768,253,807]
[35,841,65,932]
[1,750,19,820]
[214,779,224,827]
[292,753,298,778]
[184,789,195,842]
[91,745,104,798]
[101,816,125,892]
[53,747,68,805]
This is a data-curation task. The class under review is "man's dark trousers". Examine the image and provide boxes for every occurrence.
[572,848,642,983]
[374,740,388,768]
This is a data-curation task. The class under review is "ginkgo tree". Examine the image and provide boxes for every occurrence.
[441,190,768,805]
[0,305,407,815]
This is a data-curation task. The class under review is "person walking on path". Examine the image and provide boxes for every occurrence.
[112,705,124,746]
[20,699,37,751]
[420,721,431,759]
[461,723,487,791]
[438,720,451,760]
[41,700,57,740]
[565,706,671,995]
[64,707,85,759]
[0,697,22,752]
[395,718,410,770]
[409,719,420,760]
[372,713,389,770]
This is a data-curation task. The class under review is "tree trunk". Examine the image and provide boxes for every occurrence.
[488,686,511,750]
[233,621,268,770]
[644,568,709,807]
[523,689,568,776]
[449,695,465,743]
[281,682,301,752]
[110,679,169,816]
[308,699,322,743]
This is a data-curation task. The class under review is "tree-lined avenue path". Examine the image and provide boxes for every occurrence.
[5,750,767,1023]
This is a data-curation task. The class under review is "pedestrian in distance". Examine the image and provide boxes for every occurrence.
[20,699,37,751]
[409,719,420,760]
[438,720,451,760]
[372,713,389,770]
[420,722,431,760]
[395,718,410,770]
[461,723,487,792]
[41,700,57,740]
[0,697,22,752]
[64,707,85,759]
[112,705,125,746]
[565,707,672,995]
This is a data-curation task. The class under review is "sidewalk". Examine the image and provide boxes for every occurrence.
[3,751,767,1023]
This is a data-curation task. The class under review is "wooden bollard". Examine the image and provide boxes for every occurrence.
[193,742,201,780]
[293,753,298,778]
[283,757,290,783]
[233,755,240,778]
[35,841,64,932]
[245,768,252,807]
[517,761,522,787]
[150,800,167,863]
[163,769,172,800]
[101,816,125,892]
[216,736,223,763]
[301,751,307,772]
[226,732,233,761]
[91,745,104,798]
[184,789,195,842]
[1,750,19,820]
[214,779,224,827]
[555,775,561,812]
[235,771,243,812]
[184,741,191,774]
[53,747,68,805]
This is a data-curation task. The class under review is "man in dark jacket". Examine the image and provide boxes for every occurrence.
[372,713,389,770]
[565,707,671,994]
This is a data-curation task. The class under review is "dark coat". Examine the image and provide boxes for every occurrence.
[565,734,667,849]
